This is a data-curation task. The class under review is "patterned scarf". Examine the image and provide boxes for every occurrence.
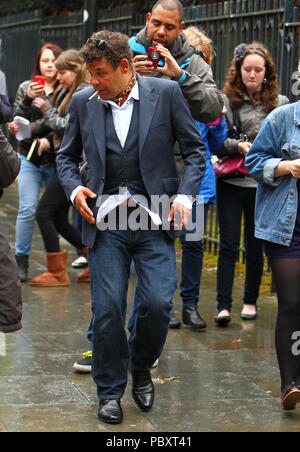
[112,73,137,107]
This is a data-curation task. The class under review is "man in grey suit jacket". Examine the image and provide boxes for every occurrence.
[56,30,206,424]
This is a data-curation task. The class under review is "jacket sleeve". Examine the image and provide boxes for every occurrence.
[13,81,33,118]
[56,96,84,200]
[171,83,206,199]
[180,54,224,124]
[0,129,20,188]
[245,117,283,186]
[206,116,228,153]
[0,94,12,123]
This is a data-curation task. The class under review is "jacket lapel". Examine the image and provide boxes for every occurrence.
[87,94,106,167]
[138,76,159,155]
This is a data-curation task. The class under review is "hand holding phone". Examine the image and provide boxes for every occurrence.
[27,75,46,99]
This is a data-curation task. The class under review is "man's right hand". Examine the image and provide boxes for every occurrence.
[74,188,97,225]
[133,55,155,75]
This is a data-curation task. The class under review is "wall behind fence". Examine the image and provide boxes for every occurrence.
[1,1,300,98]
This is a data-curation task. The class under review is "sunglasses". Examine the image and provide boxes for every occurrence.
[86,39,111,50]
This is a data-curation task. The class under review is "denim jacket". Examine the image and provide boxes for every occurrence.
[245,101,300,246]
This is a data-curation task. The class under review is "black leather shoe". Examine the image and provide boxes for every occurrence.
[169,312,181,329]
[98,399,123,424]
[131,367,154,412]
[182,307,207,329]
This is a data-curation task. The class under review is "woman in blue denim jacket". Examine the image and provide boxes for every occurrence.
[246,100,300,411]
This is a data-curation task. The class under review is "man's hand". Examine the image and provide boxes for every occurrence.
[168,202,192,229]
[133,54,156,75]
[155,44,182,79]
[74,188,97,225]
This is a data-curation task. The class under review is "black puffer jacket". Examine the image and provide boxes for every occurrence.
[0,130,22,333]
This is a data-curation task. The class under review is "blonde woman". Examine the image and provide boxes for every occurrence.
[28,49,90,287]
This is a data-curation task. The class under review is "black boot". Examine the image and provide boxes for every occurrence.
[131,366,155,412]
[15,255,29,282]
[182,307,207,329]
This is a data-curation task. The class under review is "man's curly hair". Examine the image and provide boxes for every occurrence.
[80,30,133,70]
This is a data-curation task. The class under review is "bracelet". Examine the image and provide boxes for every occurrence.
[177,70,188,85]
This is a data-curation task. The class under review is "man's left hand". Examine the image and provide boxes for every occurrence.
[168,202,192,229]
[155,44,182,79]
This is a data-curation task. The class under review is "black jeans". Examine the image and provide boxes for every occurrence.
[216,179,264,311]
[180,203,210,308]
[36,173,85,253]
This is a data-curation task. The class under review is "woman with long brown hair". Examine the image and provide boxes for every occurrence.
[215,42,289,326]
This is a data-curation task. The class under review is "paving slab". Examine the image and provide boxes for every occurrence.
[1,184,300,432]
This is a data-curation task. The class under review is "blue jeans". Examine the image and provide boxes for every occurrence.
[89,227,177,400]
[15,155,56,256]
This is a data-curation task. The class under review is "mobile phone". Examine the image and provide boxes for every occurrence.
[33,75,46,86]
[147,47,161,69]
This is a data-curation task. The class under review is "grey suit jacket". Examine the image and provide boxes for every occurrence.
[56,75,206,248]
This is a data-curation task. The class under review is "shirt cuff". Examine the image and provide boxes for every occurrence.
[263,158,284,186]
[173,194,193,210]
[70,186,85,205]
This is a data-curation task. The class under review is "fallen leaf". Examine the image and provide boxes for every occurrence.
[152,376,180,385]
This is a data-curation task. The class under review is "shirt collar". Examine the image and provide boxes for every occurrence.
[98,81,139,109]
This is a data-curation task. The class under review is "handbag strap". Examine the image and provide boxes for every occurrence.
[231,108,241,139]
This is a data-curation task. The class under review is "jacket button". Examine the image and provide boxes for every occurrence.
[287,215,293,220]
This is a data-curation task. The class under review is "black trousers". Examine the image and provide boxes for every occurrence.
[216,179,264,311]
[36,173,85,253]
[0,227,22,333]
[269,258,300,393]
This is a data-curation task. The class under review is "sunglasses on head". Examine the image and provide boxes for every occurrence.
[86,38,111,50]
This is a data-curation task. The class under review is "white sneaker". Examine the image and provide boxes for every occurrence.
[72,256,88,269]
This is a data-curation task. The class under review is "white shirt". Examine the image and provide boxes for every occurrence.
[70,81,192,224]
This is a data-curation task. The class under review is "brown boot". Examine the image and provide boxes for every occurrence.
[77,267,90,283]
[76,247,90,283]
[29,251,71,287]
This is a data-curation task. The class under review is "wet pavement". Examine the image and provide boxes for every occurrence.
[1,183,300,432]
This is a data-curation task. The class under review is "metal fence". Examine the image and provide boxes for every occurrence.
[0,0,299,260]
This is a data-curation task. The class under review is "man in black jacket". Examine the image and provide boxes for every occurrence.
[0,128,22,333]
